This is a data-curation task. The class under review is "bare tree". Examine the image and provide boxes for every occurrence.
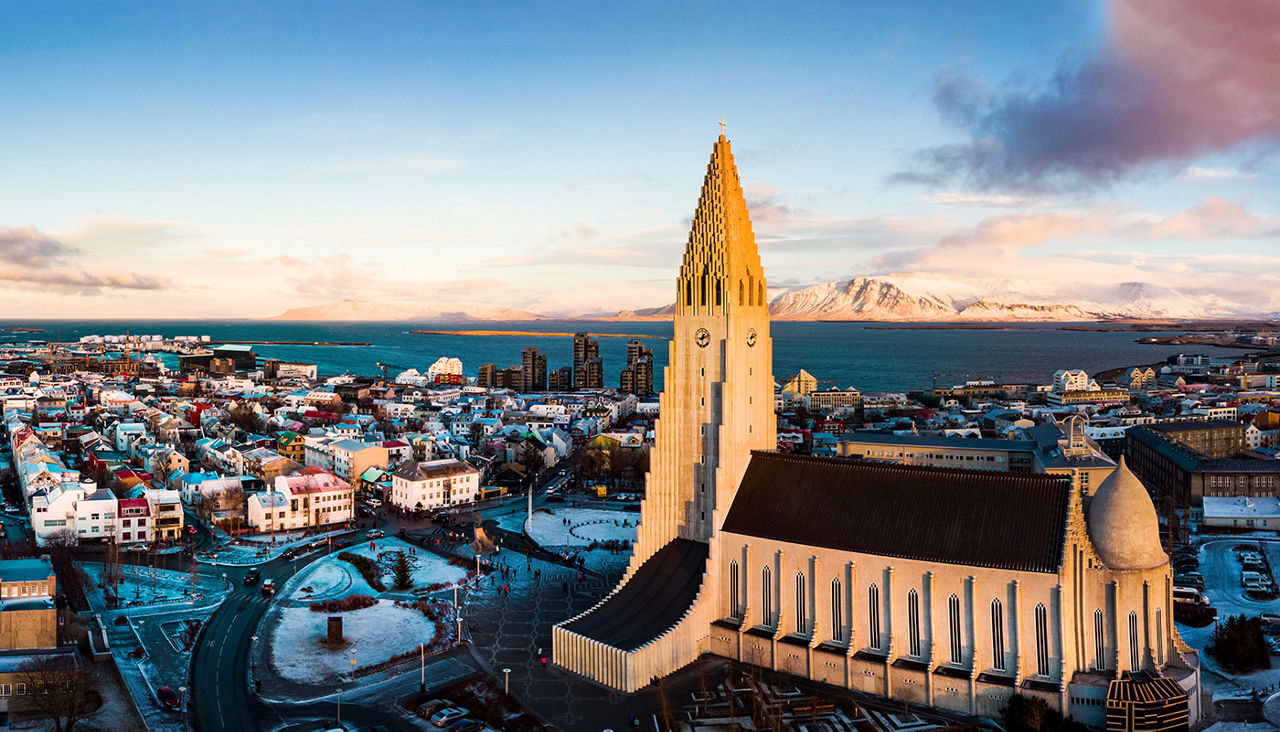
[16,653,90,732]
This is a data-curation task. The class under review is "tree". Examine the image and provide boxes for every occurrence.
[391,550,413,590]
[16,653,90,732]
[517,442,545,480]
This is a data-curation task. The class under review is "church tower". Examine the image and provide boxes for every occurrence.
[553,129,776,692]
[632,127,776,565]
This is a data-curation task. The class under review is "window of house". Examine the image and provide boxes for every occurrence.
[1035,603,1050,677]
[991,599,1006,671]
[868,584,881,650]
[949,594,962,664]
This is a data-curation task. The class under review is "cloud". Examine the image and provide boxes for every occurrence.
[1144,197,1278,240]
[919,193,1050,208]
[889,0,1280,192]
[0,227,78,267]
[0,267,169,293]
[1182,166,1258,182]
[312,154,465,174]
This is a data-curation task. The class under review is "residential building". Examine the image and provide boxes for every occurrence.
[389,458,482,512]
[520,347,547,392]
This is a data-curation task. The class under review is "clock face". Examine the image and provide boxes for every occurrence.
[695,328,710,348]
[746,328,757,347]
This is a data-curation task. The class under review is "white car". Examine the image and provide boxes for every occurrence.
[429,707,469,727]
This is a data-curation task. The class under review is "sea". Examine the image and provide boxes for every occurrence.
[0,319,1199,394]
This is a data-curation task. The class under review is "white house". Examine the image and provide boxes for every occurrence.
[389,459,481,512]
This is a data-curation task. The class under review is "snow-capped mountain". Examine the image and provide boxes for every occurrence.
[266,299,543,321]
[766,274,1262,321]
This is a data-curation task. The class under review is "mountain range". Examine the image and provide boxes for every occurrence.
[265,275,1272,321]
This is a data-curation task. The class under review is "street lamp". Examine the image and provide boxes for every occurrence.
[336,687,342,725]
[178,686,186,722]
[419,643,426,692]
[503,667,511,694]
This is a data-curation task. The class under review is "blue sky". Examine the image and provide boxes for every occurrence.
[1,1,1276,318]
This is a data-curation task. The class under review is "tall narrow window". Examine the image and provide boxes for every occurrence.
[908,589,921,657]
[831,579,844,642]
[991,599,1006,671]
[795,573,807,634]
[868,584,881,650]
[1128,611,1140,670]
[1155,608,1164,665]
[739,280,745,305]
[1035,603,1050,677]
[761,566,772,626]
[728,561,740,619]
[685,280,692,306]
[948,594,962,664]
[758,282,764,307]
[1094,609,1106,670]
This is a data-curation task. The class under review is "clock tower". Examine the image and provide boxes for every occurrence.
[630,129,776,567]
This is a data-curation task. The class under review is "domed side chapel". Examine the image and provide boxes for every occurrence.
[552,132,1200,728]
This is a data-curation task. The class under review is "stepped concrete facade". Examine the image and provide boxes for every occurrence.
[551,132,1200,728]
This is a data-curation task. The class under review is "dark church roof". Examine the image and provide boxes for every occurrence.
[561,538,709,651]
[721,452,1070,574]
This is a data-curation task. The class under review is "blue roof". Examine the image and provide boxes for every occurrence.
[0,558,53,583]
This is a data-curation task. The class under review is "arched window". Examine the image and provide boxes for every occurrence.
[1155,608,1164,665]
[831,579,843,642]
[1035,603,1050,677]
[761,566,772,626]
[728,561,740,619]
[991,599,1006,671]
[1129,611,1140,670]
[948,594,962,664]
[795,573,807,634]
[868,584,881,650]
[908,589,921,657]
[1094,609,1106,670]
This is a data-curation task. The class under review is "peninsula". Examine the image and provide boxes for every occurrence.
[412,330,658,339]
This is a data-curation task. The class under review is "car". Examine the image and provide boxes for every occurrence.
[429,707,469,727]
[3,505,20,514]
[415,699,451,718]
[367,529,385,539]
[156,686,181,708]
[243,568,261,585]
[187,525,197,534]
[261,579,276,595]
[445,719,486,732]
[366,498,383,508]
[282,547,297,558]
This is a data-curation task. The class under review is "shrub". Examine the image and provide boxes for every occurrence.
[1210,614,1271,673]
[309,594,377,613]
[337,552,386,592]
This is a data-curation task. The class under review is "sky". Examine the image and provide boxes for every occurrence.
[0,0,1277,319]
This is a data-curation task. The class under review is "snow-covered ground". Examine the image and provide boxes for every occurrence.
[345,537,470,590]
[200,527,350,566]
[526,507,638,548]
[268,601,436,684]
[85,562,227,610]
[280,537,470,602]
[1175,538,1280,699]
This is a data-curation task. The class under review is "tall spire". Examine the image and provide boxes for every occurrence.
[676,133,768,318]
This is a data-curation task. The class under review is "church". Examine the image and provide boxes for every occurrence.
[552,131,1200,729]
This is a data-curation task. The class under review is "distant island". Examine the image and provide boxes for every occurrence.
[412,330,658,338]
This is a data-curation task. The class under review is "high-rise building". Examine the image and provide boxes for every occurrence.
[520,347,547,392]
[496,366,522,390]
[579,357,604,390]
[620,339,654,396]
[548,366,573,392]
[477,363,496,388]
[572,332,599,389]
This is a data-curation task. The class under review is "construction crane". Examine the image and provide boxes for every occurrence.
[376,362,410,378]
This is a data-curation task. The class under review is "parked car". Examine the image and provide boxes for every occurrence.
[1242,571,1267,586]
[1174,573,1205,591]
[367,529,385,539]
[156,686,181,708]
[415,699,450,719]
[243,568,261,585]
[445,719,486,732]
[429,707,469,728]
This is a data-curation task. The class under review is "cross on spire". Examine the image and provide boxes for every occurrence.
[718,118,726,136]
